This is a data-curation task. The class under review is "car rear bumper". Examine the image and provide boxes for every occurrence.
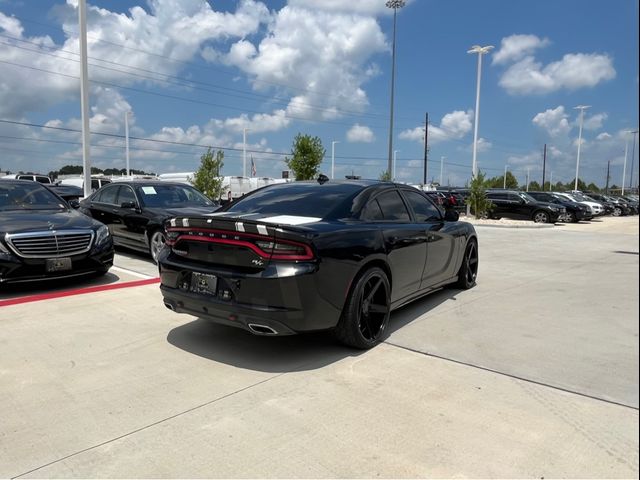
[158,255,344,335]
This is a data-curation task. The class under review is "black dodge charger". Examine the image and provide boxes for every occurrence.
[159,180,478,349]
[0,180,114,284]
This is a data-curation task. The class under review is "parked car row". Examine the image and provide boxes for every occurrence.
[436,187,638,223]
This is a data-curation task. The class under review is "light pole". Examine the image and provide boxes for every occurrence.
[393,150,399,180]
[526,167,530,192]
[549,172,553,191]
[440,156,445,186]
[468,45,493,179]
[242,128,250,177]
[78,0,92,199]
[331,140,340,179]
[622,132,630,195]
[386,0,405,179]
[503,164,508,189]
[573,105,590,191]
[124,111,131,177]
[629,129,638,192]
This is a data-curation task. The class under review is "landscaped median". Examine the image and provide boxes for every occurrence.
[461,215,556,228]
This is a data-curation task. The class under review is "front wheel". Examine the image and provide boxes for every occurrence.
[533,210,550,223]
[454,239,478,289]
[612,206,622,216]
[565,211,576,223]
[149,229,167,263]
[335,267,391,349]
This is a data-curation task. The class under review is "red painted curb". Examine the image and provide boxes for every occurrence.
[0,277,160,307]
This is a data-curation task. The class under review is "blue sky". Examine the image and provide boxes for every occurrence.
[0,0,638,188]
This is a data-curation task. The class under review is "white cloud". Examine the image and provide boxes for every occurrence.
[222,5,387,120]
[492,34,550,65]
[0,11,23,37]
[499,53,616,95]
[471,137,492,153]
[400,110,473,144]
[532,106,571,137]
[596,132,612,141]
[287,0,414,15]
[582,112,607,131]
[347,124,375,143]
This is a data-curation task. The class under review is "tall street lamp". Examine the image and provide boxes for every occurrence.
[503,164,508,189]
[331,140,340,179]
[573,105,590,191]
[468,45,493,179]
[393,150,399,180]
[124,111,132,177]
[440,156,446,186]
[386,0,405,179]
[629,129,638,191]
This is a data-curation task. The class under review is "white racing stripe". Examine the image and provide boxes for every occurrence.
[259,215,321,225]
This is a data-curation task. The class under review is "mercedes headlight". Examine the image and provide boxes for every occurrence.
[95,225,110,245]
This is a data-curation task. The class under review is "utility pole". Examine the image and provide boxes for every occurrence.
[605,160,610,194]
[423,112,428,186]
[542,143,547,190]
[78,0,92,199]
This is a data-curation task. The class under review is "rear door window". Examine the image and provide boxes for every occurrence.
[375,190,410,221]
[94,185,120,205]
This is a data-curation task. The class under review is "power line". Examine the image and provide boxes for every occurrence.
[0,35,408,124]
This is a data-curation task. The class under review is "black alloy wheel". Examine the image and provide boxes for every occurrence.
[613,206,622,216]
[335,267,391,349]
[533,210,550,223]
[455,239,478,289]
[565,211,576,223]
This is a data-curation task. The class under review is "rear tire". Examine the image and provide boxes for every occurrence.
[335,267,391,350]
[565,211,576,223]
[454,239,478,289]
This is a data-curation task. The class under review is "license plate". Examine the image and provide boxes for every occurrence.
[46,257,72,272]
[190,272,217,295]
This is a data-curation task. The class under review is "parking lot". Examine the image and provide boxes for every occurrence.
[1,216,638,478]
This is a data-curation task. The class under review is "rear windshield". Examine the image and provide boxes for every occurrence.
[224,182,363,219]
[0,183,67,211]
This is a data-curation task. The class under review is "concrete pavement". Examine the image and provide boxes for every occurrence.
[0,216,637,478]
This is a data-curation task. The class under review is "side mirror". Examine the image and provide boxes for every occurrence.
[444,209,459,221]
[68,199,80,209]
[121,201,137,209]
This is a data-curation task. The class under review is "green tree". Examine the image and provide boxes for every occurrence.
[285,133,325,180]
[192,148,224,200]
[379,170,392,181]
[466,171,493,217]
[586,182,600,192]
[566,178,587,191]
[528,181,541,191]
[486,171,518,189]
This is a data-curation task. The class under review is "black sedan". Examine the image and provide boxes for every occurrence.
[159,180,478,349]
[0,180,114,285]
[80,181,218,262]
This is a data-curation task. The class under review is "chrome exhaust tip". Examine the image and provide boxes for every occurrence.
[164,301,175,311]
[248,323,278,335]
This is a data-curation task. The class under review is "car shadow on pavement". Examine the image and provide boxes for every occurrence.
[387,287,461,335]
[167,319,364,373]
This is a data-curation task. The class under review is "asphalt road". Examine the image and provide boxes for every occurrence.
[0,216,638,478]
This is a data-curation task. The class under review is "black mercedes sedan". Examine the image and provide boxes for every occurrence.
[0,180,114,285]
[80,181,218,262]
[159,180,478,349]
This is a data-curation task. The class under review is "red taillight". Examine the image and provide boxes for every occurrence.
[166,227,314,261]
